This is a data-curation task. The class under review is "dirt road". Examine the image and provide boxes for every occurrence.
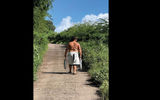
[34,44,100,100]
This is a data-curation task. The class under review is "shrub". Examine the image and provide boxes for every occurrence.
[100,80,109,100]
[33,0,55,81]
[33,31,49,81]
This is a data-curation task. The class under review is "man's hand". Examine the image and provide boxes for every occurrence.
[80,56,82,59]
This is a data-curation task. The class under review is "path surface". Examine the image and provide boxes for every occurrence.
[34,44,100,100]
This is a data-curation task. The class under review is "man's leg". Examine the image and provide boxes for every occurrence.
[69,65,72,73]
[73,65,77,74]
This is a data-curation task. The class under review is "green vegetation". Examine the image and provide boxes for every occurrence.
[52,19,109,100]
[33,0,56,81]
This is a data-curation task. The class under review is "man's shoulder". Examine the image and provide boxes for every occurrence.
[76,42,80,45]
[69,41,80,46]
[68,42,72,44]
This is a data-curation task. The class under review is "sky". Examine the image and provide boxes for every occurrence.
[46,0,109,33]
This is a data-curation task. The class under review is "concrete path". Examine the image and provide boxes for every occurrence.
[34,44,100,100]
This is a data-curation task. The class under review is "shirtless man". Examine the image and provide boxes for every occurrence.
[64,37,82,74]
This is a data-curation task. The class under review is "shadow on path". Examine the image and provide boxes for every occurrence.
[85,78,102,99]
[42,72,68,74]
[85,78,99,87]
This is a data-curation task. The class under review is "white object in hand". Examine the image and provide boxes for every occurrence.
[80,58,82,70]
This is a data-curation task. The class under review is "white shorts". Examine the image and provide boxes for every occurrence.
[68,52,80,66]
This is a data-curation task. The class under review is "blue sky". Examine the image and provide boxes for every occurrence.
[47,0,108,32]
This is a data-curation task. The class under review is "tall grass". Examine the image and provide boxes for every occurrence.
[80,41,109,100]
[33,31,49,81]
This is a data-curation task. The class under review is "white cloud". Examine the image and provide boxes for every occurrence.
[55,16,74,33]
[82,13,108,24]
[55,13,108,33]
[82,14,98,23]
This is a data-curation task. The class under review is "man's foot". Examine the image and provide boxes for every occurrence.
[68,71,71,73]
[73,72,77,75]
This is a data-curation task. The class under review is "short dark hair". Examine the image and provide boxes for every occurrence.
[71,36,78,41]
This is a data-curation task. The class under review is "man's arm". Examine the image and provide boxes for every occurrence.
[64,44,69,58]
[78,44,82,58]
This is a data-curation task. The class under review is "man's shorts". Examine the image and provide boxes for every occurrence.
[68,52,80,66]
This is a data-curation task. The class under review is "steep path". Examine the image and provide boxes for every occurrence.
[34,44,100,100]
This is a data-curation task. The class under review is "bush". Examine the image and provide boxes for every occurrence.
[33,0,55,81]
[100,80,109,100]
[48,31,57,43]
[33,31,49,81]
[80,42,109,100]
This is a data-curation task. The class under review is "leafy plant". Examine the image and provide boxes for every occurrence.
[33,0,55,81]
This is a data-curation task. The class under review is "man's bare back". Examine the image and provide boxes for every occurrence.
[68,41,80,52]
[64,37,82,59]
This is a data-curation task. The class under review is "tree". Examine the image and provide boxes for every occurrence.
[33,0,55,81]
[45,20,55,32]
